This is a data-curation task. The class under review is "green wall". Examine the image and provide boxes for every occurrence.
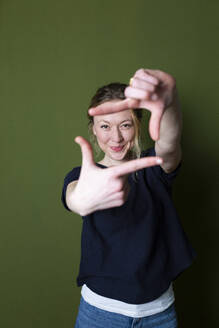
[1,0,218,326]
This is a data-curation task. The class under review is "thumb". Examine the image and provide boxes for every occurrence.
[74,136,95,169]
[148,108,163,141]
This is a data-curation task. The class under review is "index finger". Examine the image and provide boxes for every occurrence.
[109,156,163,177]
[88,98,139,116]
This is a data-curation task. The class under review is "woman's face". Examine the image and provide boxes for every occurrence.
[92,100,136,165]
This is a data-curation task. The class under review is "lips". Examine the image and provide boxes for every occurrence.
[110,146,124,152]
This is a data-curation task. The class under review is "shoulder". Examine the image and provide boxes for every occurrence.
[63,165,81,183]
[140,146,182,187]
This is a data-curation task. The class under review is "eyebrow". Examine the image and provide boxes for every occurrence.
[99,119,133,124]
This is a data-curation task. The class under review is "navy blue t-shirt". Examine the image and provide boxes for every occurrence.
[61,146,197,304]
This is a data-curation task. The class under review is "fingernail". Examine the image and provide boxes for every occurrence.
[89,108,94,115]
[156,158,163,164]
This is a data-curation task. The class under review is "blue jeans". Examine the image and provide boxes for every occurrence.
[74,296,178,328]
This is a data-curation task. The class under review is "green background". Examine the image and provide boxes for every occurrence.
[1,0,218,326]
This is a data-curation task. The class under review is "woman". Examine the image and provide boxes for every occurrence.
[61,68,197,328]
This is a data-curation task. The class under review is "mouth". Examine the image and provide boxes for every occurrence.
[110,145,124,152]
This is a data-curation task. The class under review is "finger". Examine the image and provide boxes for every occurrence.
[110,156,163,177]
[130,77,156,92]
[134,68,160,85]
[144,69,168,83]
[74,136,95,169]
[125,86,152,100]
[88,98,139,116]
[148,108,163,141]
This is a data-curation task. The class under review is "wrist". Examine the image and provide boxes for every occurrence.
[70,192,95,216]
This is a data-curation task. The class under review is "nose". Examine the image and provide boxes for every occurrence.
[111,127,124,143]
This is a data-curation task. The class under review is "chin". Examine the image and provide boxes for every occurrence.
[108,149,130,161]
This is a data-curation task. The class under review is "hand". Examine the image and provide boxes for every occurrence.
[88,68,177,141]
[73,136,163,216]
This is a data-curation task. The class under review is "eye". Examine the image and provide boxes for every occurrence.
[100,124,109,130]
[121,123,132,129]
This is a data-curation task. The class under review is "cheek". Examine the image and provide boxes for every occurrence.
[95,130,109,144]
[125,129,135,141]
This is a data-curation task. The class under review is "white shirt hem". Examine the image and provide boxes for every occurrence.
[81,283,175,318]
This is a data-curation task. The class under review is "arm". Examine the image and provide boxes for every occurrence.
[155,88,183,173]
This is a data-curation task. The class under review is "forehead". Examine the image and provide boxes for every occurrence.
[93,109,133,124]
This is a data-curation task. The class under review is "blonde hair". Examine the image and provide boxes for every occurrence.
[129,109,142,160]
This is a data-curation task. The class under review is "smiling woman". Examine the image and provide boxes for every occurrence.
[61,69,197,328]
[87,83,143,163]
[92,109,136,166]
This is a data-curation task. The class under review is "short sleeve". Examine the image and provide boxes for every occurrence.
[141,146,182,188]
[61,166,81,211]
